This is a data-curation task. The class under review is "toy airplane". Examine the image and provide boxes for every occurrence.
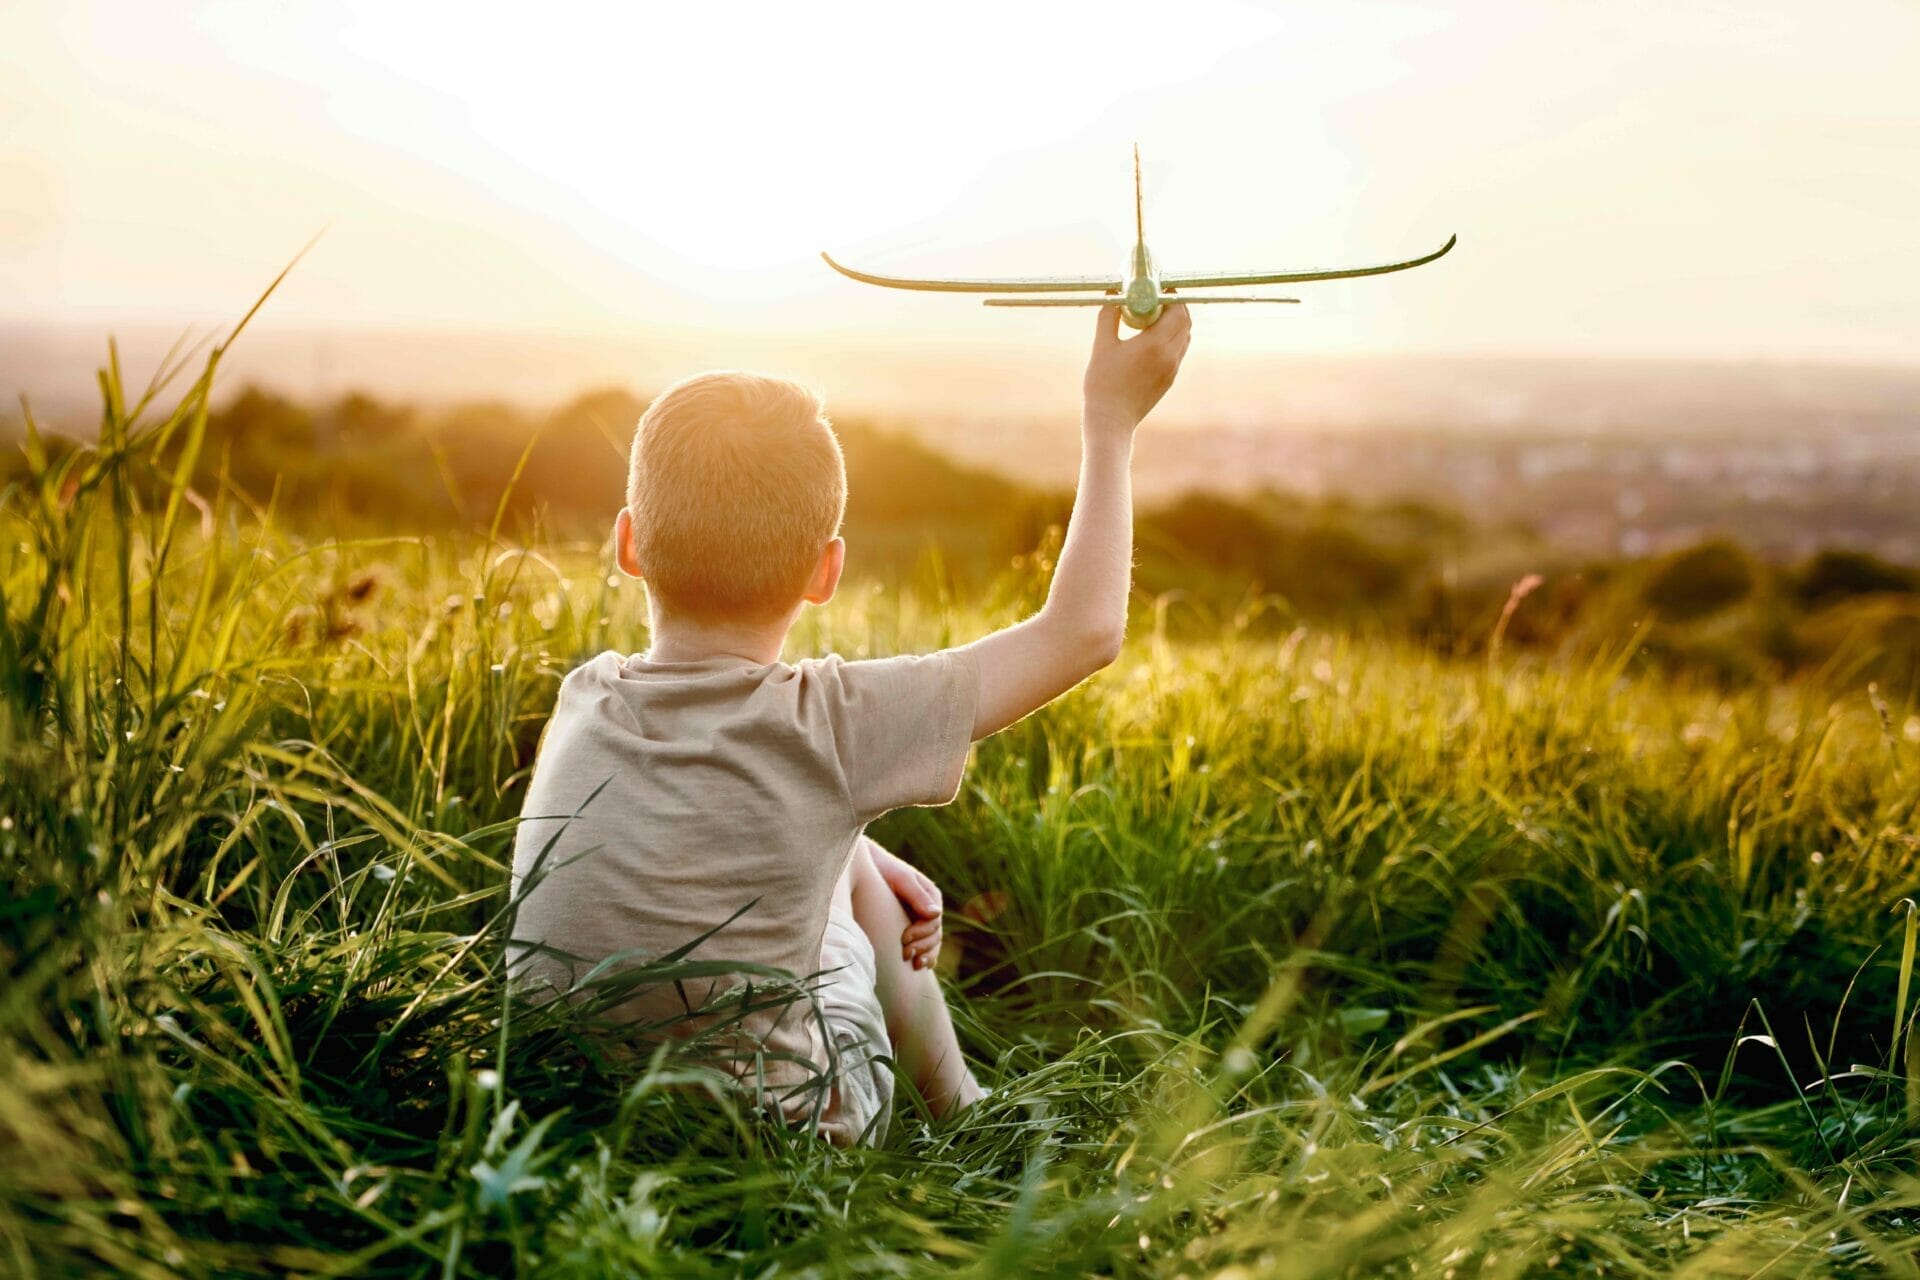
[822,145,1455,330]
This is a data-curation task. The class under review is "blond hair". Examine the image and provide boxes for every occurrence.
[625,371,846,622]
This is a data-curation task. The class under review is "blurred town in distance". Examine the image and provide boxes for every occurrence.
[874,358,1920,566]
[972,401,1920,565]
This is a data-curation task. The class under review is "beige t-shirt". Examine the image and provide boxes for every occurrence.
[506,646,978,1118]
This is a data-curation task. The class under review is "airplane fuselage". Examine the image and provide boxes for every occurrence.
[1122,240,1162,329]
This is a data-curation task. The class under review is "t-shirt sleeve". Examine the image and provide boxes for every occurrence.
[815,647,980,822]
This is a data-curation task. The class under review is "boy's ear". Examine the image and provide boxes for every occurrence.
[803,537,845,606]
[613,508,644,580]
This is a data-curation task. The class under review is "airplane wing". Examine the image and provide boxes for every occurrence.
[1160,234,1456,289]
[820,251,1121,294]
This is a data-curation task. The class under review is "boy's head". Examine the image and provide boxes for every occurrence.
[615,371,847,625]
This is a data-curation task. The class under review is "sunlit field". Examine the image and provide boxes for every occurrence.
[5,338,1920,1278]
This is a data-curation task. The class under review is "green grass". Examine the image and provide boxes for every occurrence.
[5,332,1920,1278]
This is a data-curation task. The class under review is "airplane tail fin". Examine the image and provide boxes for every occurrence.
[1133,143,1144,246]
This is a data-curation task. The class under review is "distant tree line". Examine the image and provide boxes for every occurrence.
[8,384,1917,697]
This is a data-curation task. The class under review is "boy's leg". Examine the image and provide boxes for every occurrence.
[845,837,983,1118]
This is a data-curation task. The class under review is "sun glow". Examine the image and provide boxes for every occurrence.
[328,2,1296,277]
[5,0,1919,368]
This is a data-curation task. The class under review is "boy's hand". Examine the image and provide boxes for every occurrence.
[1082,299,1192,433]
[872,844,943,970]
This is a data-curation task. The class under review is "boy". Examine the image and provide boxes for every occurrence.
[508,301,1192,1144]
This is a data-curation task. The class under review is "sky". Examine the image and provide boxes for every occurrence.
[4,0,1920,398]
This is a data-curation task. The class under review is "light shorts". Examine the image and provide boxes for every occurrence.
[814,897,895,1145]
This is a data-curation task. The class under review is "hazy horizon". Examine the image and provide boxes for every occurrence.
[10,319,1920,442]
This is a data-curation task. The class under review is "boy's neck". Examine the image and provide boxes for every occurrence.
[644,601,795,667]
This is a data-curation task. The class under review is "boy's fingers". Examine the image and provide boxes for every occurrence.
[913,872,941,918]
[1138,308,1183,354]
[1093,300,1122,348]
[902,917,941,945]
[1152,306,1192,362]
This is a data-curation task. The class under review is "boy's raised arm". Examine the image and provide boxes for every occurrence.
[963,300,1192,740]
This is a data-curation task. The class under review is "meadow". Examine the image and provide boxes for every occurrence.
[5,333,1920,1278]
